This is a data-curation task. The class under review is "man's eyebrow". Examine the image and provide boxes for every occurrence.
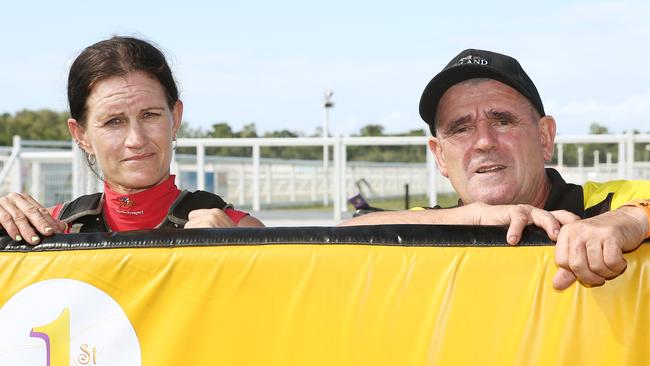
[485,109,518,122]
[442,115,472,134]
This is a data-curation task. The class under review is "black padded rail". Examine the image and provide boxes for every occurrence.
[0,225,555,252]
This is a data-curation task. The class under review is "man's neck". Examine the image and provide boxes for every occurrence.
[530,173,552,209]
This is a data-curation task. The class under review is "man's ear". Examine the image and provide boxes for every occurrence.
[171,100,184,137]
[428,137,449,178]
[538,116,556,162]
[67,118,93,154]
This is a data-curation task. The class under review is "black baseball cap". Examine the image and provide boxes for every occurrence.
[419,49,545,136]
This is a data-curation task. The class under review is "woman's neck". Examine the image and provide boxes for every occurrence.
[105,174,172,195]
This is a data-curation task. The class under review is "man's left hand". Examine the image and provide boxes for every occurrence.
[553,206,649,290]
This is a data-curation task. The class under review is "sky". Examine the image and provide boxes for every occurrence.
[2,0,650,137]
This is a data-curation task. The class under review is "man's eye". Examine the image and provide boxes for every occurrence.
[451,126,470,134]
[105,118,122,126]
[143,112,159,119]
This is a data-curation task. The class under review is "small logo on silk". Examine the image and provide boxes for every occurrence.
[456,55,489,66]
[113,196,134,210]
[112,196,143,215]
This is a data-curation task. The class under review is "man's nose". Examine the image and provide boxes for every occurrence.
[473,123,497,152]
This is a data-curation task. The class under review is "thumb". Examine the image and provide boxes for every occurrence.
[553,267,577,290]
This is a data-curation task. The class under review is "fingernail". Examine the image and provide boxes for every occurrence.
[44,227,53,233]
[31,236,39,243]
[15,235,22,241]
[508,235,517,243]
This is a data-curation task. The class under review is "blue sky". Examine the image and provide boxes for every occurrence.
[2,0,649,136]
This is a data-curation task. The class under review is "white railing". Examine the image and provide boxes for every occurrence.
[1,133,650,221]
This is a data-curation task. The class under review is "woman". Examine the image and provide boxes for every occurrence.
[0,36,264,244]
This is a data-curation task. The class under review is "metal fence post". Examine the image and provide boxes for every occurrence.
[340,140,348,213]
[333,136,342,221]
[197,142,205,190]
[10,136,22,193]
[265,164,272,204]
[617,139,626,179]
[30,162,40,201]
[626,130,635,179]
[238,164,245,205]
[252,144,260,212]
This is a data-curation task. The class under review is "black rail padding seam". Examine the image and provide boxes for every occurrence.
[0,225,564,252]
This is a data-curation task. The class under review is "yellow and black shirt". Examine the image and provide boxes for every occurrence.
[437,168,650,218]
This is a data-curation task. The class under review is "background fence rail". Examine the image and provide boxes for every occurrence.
[1,133,650,221]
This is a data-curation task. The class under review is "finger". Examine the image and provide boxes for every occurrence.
[602,241,627,275]
[585,241,619,279]
[530,208,561,241]
[186,208,235,228]
[569,240,606,287]
[187,208,214,221]
[21,195,66,233]
[555,230,570,268]
[16,194,61,235]
[550,210,581,225]
[1,196,41,244]
[505,208,529,245]
[553,268,577,290]
[0,205,22,241]
[183,219,200,229]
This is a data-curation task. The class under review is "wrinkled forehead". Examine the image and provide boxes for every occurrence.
[86,72,167,116]
[435,78,538,126]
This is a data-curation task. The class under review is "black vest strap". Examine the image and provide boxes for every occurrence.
[57,191,230,233]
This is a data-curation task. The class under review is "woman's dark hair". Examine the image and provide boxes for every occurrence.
[67,36,179,125]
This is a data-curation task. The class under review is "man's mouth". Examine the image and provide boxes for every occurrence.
[475,165,505,174]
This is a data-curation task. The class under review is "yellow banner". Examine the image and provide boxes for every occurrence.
[0,241,648,365]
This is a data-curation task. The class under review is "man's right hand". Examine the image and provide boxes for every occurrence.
[473,203,580,244]
[0,193,66,245]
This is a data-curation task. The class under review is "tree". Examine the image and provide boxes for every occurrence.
[0,109,70,145]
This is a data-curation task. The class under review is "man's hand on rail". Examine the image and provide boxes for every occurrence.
[473,203,580,245]
[0,193,66,245]
[338,202,579,244]
[553,206,649,290]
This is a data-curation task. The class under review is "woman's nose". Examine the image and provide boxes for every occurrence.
[124,122,146,148]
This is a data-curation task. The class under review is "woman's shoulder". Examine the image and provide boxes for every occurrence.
[51,193,104,220]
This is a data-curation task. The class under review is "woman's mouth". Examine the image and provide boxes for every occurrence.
[122,153,155,162]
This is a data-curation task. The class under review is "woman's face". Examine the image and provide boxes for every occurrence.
[68,71,182,194]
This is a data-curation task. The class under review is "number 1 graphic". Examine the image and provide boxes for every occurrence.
[30,308,70,366]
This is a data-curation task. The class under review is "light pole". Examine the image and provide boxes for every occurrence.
[322,89,334,206]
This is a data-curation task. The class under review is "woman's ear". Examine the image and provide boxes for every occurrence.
[67,118,93,154]
[172,100,184,137]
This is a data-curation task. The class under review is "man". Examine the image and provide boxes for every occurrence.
[340,49,650,290]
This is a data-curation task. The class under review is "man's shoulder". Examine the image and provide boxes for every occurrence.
[582,179,650,209]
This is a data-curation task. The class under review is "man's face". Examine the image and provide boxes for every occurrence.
[429,79,556,206]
